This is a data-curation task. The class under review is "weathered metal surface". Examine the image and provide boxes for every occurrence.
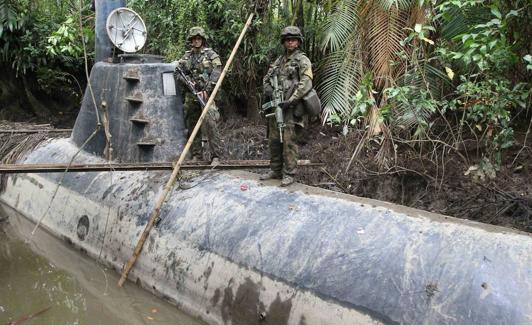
[94,0,126,63]
[71,61,186,163]
[1,138,531,325]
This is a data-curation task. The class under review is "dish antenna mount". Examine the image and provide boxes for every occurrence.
[106,7,147,53]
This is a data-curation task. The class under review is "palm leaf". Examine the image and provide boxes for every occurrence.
[375,0,416,11]
[365,4,408,88]
[320,0,359,52]
[317,38,363,122]
[438,4,492,40]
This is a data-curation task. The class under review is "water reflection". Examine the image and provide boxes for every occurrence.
[0,205,205,325]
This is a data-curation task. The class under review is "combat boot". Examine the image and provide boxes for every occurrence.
[259,171,282,180]
[280,175,294,187]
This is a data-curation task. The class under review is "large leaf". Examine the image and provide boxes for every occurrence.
[366,4,408,88]
[317,39,363,122]
[320,0,359,52]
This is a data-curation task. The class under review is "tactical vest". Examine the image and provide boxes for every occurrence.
[179,47,221,91]
[270,50,321,117]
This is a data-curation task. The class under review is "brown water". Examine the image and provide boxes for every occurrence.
[0,206,205,325]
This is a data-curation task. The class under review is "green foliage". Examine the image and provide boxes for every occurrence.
[319,0,530,173]
[436,0,530,165]
[436,1,518,74]
[445,78,527,161]
[46,17,83,59]
[128,0,207,59]
[318,0,426,124]
[384,22,445,138]
[0,0,26,39]
[0,0,93,93]
[328,73,374,126]
[385,85,440,138]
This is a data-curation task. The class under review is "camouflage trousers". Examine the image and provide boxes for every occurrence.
[184,94,223,159]
[267,119,300,176]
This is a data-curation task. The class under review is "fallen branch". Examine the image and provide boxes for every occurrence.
[5,306,51,325]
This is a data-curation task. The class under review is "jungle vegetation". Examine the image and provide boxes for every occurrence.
[1,0,530,178]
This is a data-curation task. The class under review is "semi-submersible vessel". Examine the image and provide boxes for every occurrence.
[1,1,530,324]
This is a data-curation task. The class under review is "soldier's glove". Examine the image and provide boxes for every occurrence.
[279,100,294,110]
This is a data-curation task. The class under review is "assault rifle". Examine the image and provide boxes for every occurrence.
[261,75,285,143]
[175,65,207,107]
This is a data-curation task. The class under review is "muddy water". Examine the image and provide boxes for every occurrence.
[0,206,206,325]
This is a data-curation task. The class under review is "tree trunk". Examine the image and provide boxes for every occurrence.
[247,76,261,120]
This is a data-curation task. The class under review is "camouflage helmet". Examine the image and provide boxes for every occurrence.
[280,26,303,44]
[188,26,207,41]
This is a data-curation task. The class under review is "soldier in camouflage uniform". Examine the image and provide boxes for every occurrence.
[261,26,313,186]
[175,26,223,163]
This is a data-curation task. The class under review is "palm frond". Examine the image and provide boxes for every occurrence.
[317,38,363,122]
[366,5,408,88]
[438,4,491,40]
[375,0,416,11]
[320,0,359,52]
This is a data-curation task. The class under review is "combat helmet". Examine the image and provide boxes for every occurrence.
[188,26,207,41]
[280,26,303,44]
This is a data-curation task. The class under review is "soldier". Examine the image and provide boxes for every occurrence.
[175,26,223,164]
[261,26,313,186]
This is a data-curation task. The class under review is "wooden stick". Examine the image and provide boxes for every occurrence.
[0,160,322,174]
[5,306,51,325]
[117,13,255,287]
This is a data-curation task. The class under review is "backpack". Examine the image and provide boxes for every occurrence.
[302,88,321,117]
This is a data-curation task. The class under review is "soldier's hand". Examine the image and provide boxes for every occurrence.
[279,100,293,110]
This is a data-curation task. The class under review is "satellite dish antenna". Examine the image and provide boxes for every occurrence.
[106,7,147,53]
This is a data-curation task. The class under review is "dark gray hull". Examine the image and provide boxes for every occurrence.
[1,138,531,325]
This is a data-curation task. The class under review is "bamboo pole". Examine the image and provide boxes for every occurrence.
[118,13,255,287]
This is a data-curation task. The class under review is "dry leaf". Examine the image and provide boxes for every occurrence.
[422,37,434,45]
[445,67,455,80]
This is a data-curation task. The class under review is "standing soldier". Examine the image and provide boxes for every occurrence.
[175,26,223,164]
[261,26,313,186]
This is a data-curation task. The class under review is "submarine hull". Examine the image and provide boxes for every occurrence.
[1,137,531,325]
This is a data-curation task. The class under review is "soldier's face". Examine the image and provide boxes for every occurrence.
[191,36,203,48]
[283,38,300,51]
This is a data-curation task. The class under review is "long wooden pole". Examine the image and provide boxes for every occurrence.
[118,14,255,287]
[0,160,321,174]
